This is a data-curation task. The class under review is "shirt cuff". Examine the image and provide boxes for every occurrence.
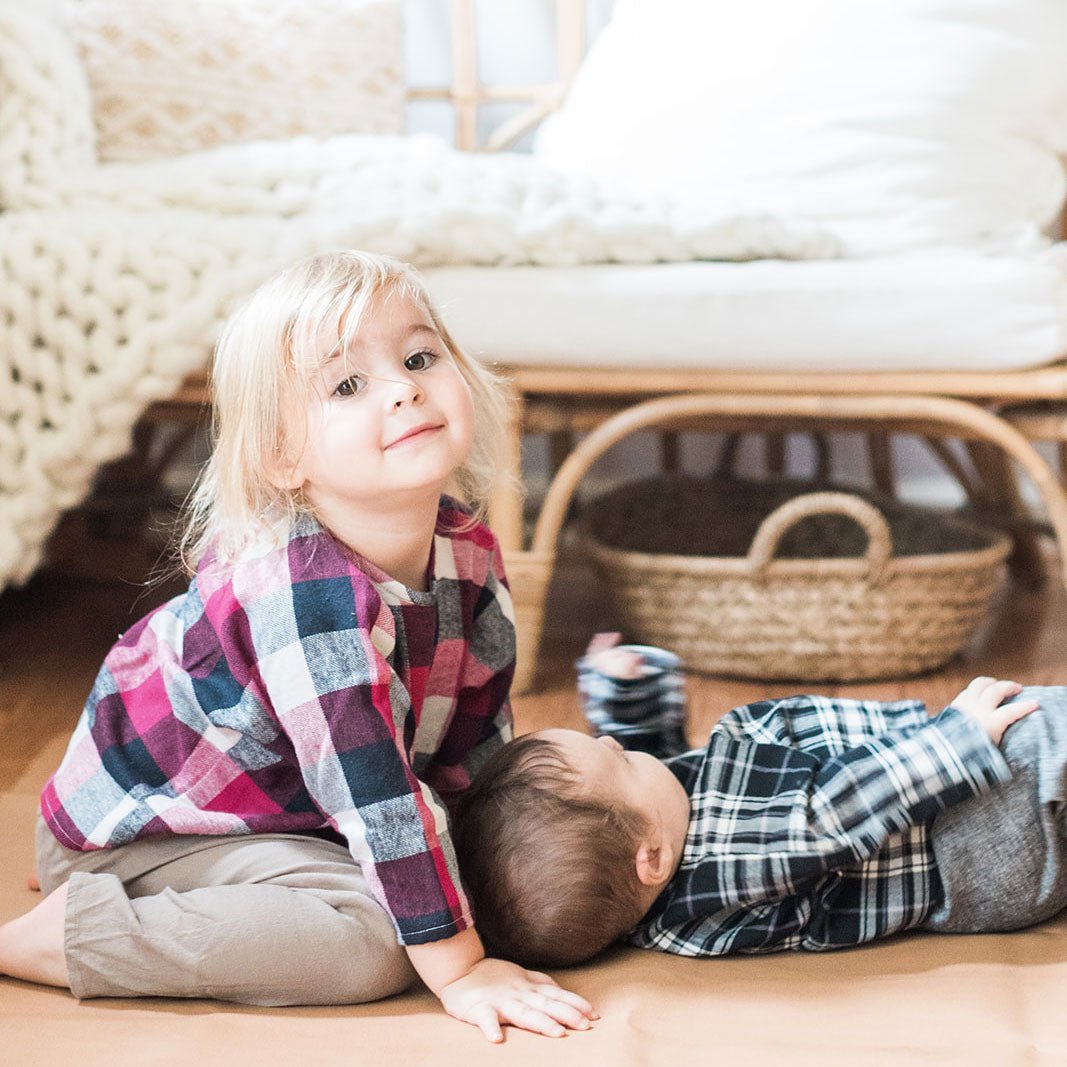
[932,704,1012,795]
[396,910,473,947]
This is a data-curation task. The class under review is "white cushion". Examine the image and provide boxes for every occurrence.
[424,248,1067,372]
[535,0,1067,258]
[61,0,405,163]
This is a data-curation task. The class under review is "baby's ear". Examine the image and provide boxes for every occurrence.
[635,841,673,888]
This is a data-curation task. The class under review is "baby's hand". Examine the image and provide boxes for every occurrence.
[438,957,597,1043]
[949,676,1039,745]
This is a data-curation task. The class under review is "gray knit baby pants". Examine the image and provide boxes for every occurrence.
[925,686,1067,932]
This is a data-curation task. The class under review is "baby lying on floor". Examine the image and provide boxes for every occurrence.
[453,677,1067,965]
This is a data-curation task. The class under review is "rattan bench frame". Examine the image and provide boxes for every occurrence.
[134,0,1067,692]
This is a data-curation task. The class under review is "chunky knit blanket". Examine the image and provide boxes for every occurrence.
[0,8,838,592]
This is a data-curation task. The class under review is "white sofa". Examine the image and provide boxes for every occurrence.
[5,0,1067,692]
[429,0,1067,688]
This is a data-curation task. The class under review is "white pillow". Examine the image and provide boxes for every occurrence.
[535,0,1067,257]
[62,0,405,163]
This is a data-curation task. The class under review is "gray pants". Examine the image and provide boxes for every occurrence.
[925,687,1067,933]
[36,818,415,1005]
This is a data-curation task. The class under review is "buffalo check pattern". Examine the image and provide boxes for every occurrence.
[42,499,515,945]
[630,696,1010,956]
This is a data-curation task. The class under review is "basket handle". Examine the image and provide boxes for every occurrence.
[746,492,894,584]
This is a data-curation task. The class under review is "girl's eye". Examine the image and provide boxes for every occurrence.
[404,350,438,372]
[334,375,366,398]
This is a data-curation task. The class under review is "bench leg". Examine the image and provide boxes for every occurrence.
[489,387,557,695]
[966,440,1046,589]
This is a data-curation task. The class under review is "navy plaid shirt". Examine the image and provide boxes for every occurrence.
[628,695,1010,956]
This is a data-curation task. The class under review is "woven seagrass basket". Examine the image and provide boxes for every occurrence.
[581,475,1012,682]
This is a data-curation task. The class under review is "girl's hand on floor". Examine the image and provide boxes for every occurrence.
[949,676,1039,745]
[438,957,598,1043]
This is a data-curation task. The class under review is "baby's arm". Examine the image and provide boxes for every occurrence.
[407,927,596,1043]
[668,697,1014,917]
[948,676,1039,744]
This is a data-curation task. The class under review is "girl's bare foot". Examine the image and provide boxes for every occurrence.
[0,882,71,987]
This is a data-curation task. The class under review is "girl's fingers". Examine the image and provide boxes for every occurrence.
[533,983,597,1018]
[502,999,566,1038]
[468,1003,504,1044]
[521,991,591,1030]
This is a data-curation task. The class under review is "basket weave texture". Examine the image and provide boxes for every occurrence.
[581,476,1012,682]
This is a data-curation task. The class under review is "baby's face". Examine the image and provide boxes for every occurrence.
[535,729,691,854]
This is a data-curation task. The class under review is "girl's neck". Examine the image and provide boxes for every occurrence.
[316,492,442,592]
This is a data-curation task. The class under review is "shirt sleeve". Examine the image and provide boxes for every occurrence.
[422,542,516,814]
[661,706,1010,926]
[234,570,476,947]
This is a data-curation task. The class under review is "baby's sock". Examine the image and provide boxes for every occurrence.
[577,635,689,759]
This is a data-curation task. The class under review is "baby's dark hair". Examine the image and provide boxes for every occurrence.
[453,733,650,968]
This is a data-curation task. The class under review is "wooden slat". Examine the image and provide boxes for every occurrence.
[409,84,565,103]
[413,0,586,152]
[450,0,479,150]
[555,0,586,83]
[506,364,1067,401]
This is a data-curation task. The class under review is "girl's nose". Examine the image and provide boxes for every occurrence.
[597,735,623,753]
[387,374,422,407]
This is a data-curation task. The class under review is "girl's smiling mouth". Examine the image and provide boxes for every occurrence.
[386,422,444,449]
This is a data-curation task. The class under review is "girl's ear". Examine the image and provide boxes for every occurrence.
[264,447,306,492]
[263,391,309,491]
[635,838,674,888]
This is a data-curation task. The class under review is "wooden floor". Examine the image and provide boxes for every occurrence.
[2,541,1067,1064]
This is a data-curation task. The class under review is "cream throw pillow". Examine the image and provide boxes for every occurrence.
[62,0,405,163]
[535,0,1067,257]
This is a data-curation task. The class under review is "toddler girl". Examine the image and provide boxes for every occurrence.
[0,251,595,1043]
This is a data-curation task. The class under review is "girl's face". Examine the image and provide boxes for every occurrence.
[280,289,476,516]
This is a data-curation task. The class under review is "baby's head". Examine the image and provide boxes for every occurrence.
[182,249,511,567]
[454,728,691,968]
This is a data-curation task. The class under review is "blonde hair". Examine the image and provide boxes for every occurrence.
[180,250,514,570]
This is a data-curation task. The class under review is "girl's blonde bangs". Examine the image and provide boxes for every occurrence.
[180,251,516,572]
